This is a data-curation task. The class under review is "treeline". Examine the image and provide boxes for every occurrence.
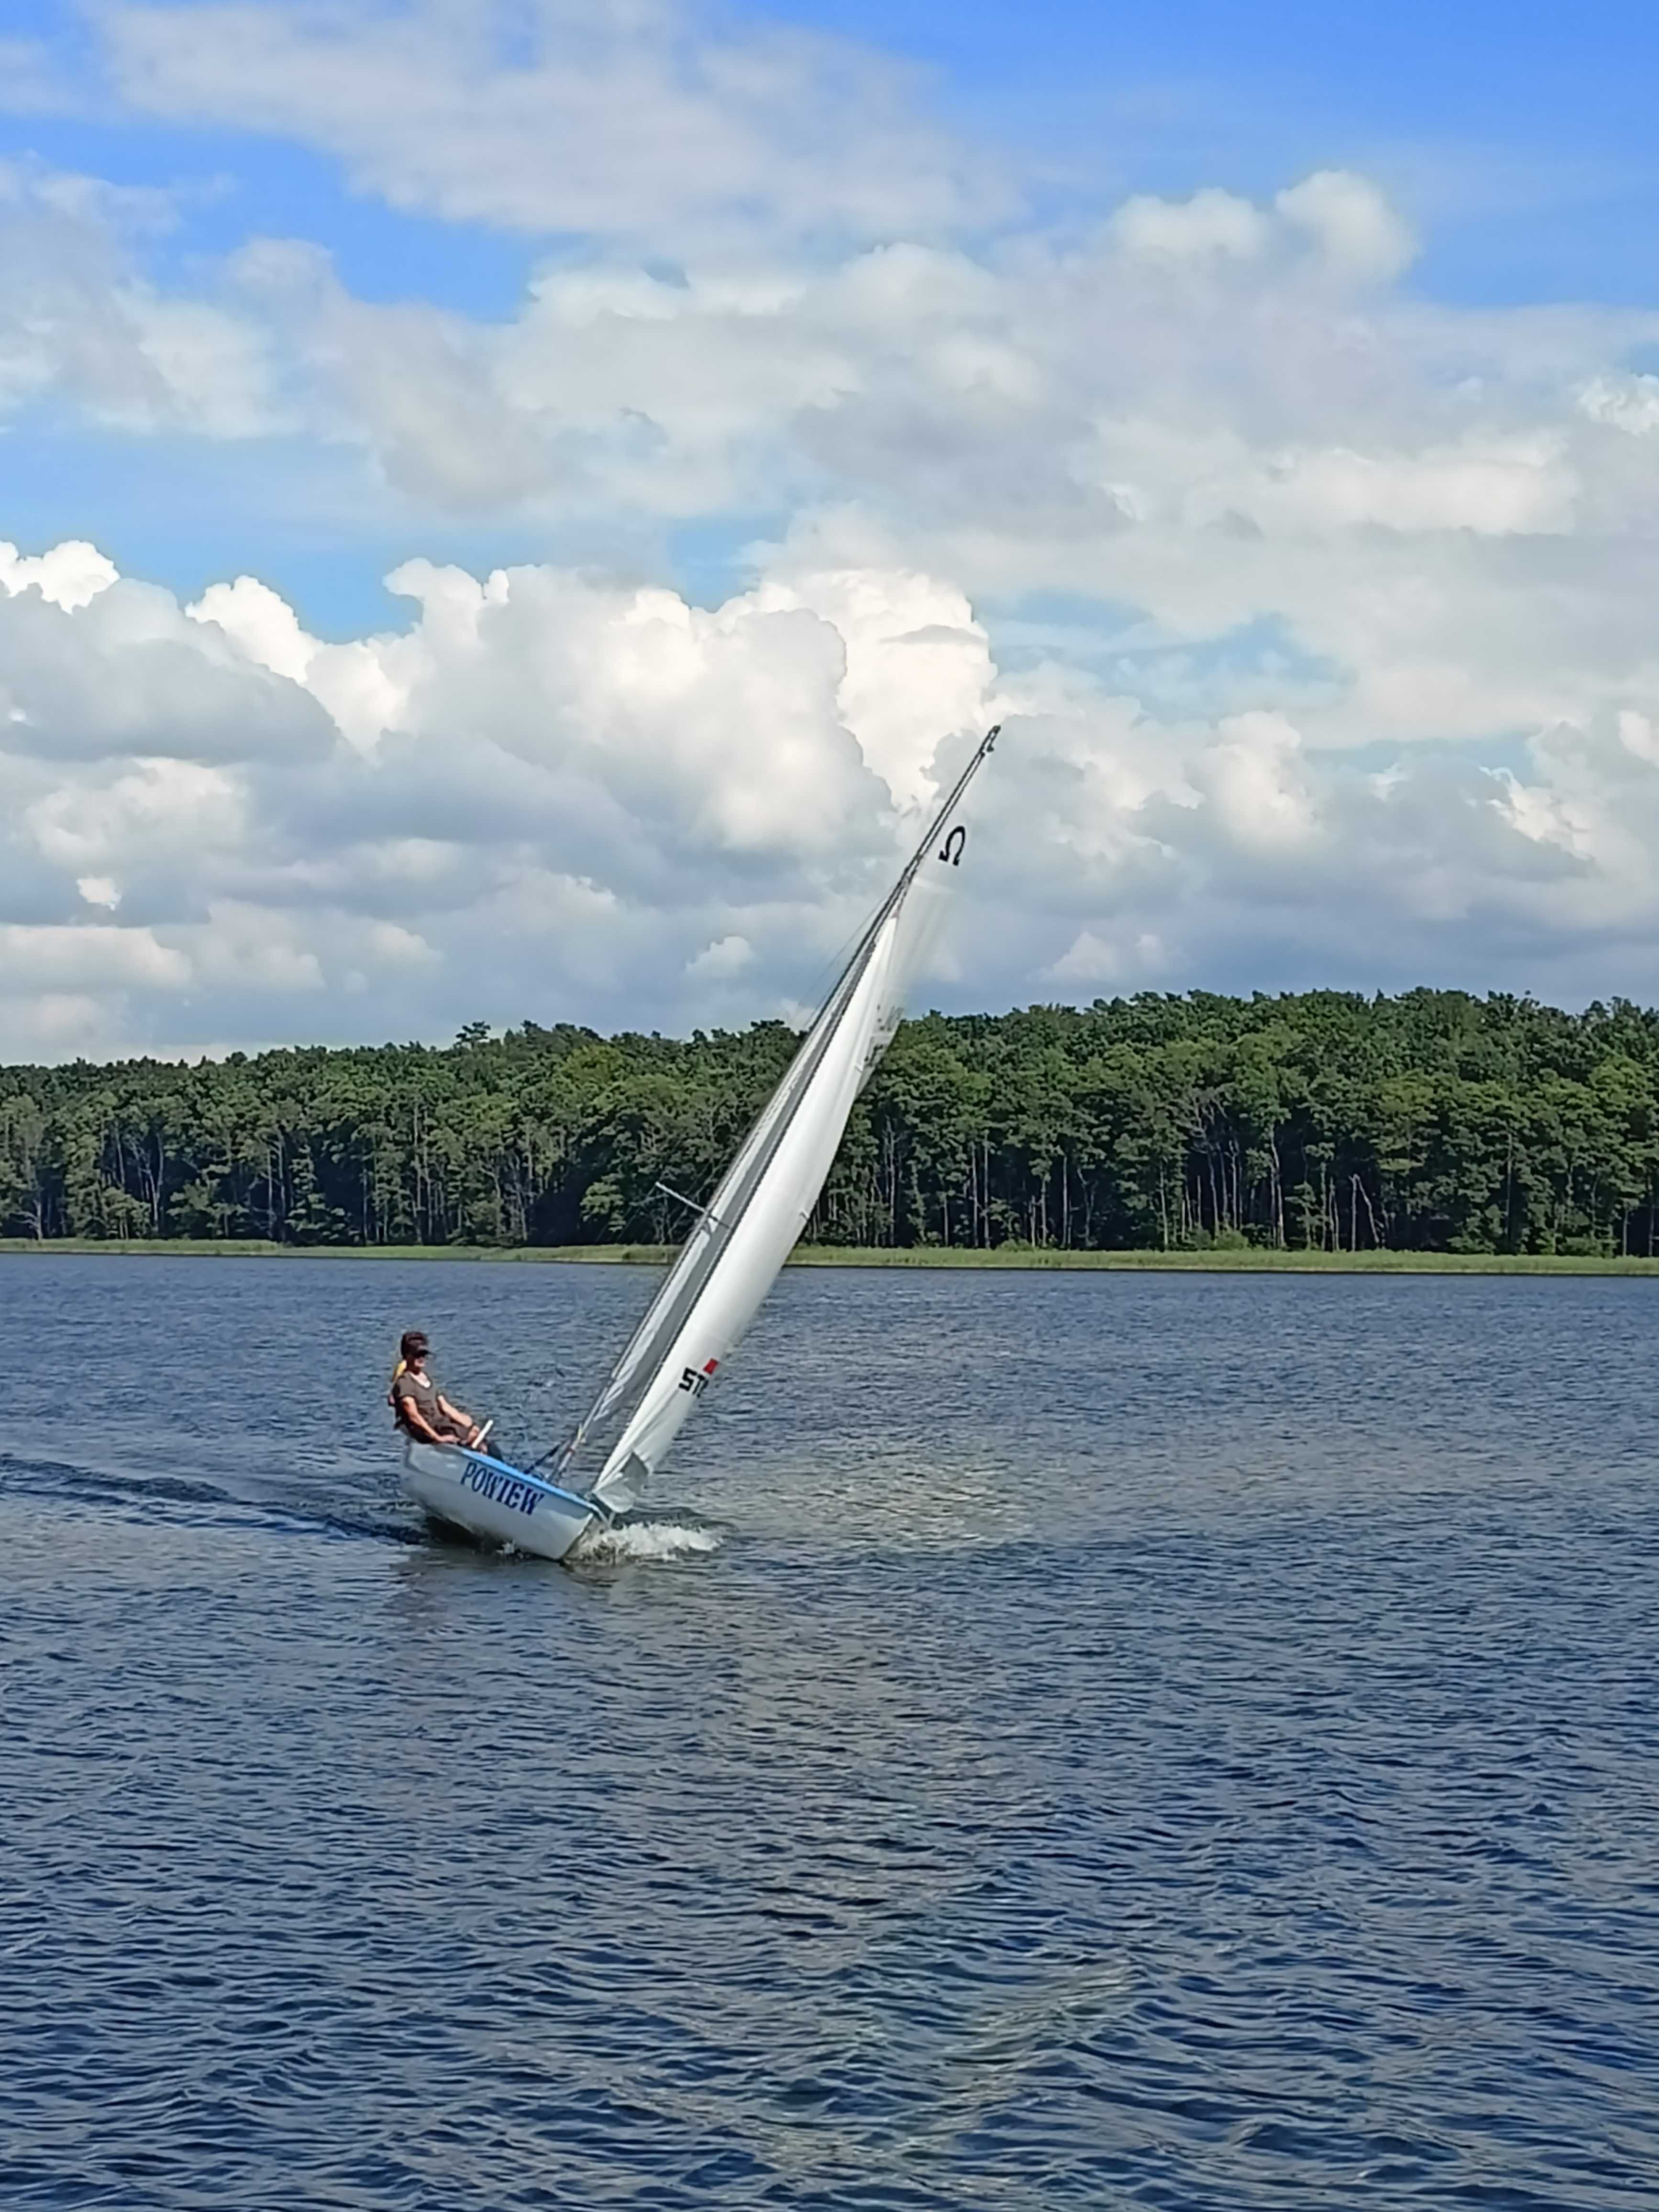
[6,991,1659,1256]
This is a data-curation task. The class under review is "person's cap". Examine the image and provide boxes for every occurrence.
[400,1329,430,1360]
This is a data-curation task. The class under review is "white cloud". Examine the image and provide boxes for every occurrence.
[758,568,997,809]
[0,538,119,611]
[1274,170,1418,285]
[365,920,439,969]
[26,757,248,878]
[1579,373,1659,437]
[0,541,993,1052]
[1047,928,1167,986]
[7,527,1659,1059]
[1112,187,1271,265]
[1183,433,1575,538]
[0,574,334,765]
[1198,712,1317,854]
[185,902,327,990]
[0,158,274,434]
[687,933,756,980]
[11,10,1659,1052]
[0,921,190,991]
[1109,170,1415,287]
[188,575,315,684]
[95,0,990,248]
[0,992,111,1061]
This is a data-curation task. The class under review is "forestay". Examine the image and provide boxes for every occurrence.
[560,725,1000,1514]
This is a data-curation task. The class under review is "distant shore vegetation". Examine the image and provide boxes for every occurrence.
[5,991,1659,1260]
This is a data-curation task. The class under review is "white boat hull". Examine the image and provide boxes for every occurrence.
[401,1439,597,1562]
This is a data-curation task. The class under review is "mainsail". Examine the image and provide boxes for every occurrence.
[563,724,1000,1513]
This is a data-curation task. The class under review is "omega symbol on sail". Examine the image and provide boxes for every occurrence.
[937,825,967,866]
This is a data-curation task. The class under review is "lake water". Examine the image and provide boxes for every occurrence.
[3,1256,1658,2211]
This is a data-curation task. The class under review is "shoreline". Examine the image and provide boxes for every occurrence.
[4,1239,1659,1276]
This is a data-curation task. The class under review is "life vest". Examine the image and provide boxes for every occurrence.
[388,1358,408,1426]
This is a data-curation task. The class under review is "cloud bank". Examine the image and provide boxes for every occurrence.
[5,2,1659,1054]
[8,516,1659,1062]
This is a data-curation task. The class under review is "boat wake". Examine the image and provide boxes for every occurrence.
[571,1517,723,1565]
[0,1448,418,1549]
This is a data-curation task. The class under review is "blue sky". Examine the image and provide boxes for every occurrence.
[5,0,1659,1056]
[774,0,1659,268]
[7,0,1659,624]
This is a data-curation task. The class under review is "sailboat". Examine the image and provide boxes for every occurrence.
[400,724,1000,1561]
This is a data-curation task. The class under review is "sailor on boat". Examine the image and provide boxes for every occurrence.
[389,1331,485,1449]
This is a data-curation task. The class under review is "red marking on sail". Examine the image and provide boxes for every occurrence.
[703,1358,719,1374]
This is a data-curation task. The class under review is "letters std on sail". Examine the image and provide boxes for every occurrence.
[578,723,1001,1515]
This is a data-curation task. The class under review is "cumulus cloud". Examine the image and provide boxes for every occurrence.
[1111,187,1272,265]
[0,539,118,610]
[0,540,1002,1052]
[1274,170,1417,286]
[186,573,401,750]
[0,920,190,991]
[1197,712,1316,855]
[0,563,335,765]
[687,933,756,981]
[7,528,1659,1060]
[1110,172,1415,286]
[9,8,1659,1050]
[1579,373,1659,437]
[1047,927,1168,988]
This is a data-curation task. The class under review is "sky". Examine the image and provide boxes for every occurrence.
[7,2,1659,1059]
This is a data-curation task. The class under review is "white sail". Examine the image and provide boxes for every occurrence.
[573,725,999,1513]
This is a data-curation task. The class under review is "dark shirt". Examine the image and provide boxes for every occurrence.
[393,1366,458,1438]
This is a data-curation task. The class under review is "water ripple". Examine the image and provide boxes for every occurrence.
[2,1259,1658,2207]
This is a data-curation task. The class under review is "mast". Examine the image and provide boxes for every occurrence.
[564,724,1000,1506]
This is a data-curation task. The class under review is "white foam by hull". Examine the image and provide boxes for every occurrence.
[401,1439,597,1562]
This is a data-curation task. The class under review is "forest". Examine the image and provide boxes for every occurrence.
[6,989,1659,1256]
